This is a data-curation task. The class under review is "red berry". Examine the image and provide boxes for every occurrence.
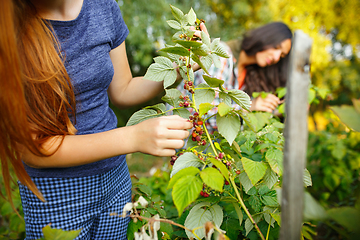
[218,152,225,159]
[197,121,203,125]
[236,170,241,175]
[225,180,229,185]
[201,140,206,145]
[193,112,199,116]
[192,132,197,138]
[196,135,201,142]
[184,102,190,107]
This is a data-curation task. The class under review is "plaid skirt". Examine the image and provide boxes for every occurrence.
[18,160,132,240]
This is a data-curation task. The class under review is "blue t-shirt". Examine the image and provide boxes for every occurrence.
[24,0,129,178]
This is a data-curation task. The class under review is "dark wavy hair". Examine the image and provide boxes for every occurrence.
[241,22,292,96]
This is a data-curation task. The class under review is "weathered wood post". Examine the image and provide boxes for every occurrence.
[279,30,313,240]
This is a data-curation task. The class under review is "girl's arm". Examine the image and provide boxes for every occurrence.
[107,42,165,109]
[22,115,191,168]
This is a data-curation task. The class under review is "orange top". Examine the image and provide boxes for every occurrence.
[237,68,247,90]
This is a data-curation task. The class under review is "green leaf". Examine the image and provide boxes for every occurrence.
[218,102,233,117]
[331,105,360,132]
[202,75,225,88]
[170,152,204,177]
[211,38,229,58]
[126,109,162,126]
[200,167,224,192]
[144,57,177,88]
[245,218,253,236]
[42,225,81,240]
[137,183,152,196]
[191,54,210,75]
[161,88,182,107]
[201,31,211,47]
[211,53,222,68]
[184,202,223,239]
[166,20,181,30]
[303,168,312,187]
[241,157,267,186]
[265,148,283,176]
[172,175,203,216]
[199,103,214,117]
[261,195,279,207]
[317,88,329,100]
[263,168,278,190]
[327,207,360,232]
[228,89,251,111]
[145,103,166,113]
[308,88,316,104]
[303,192,328,221]
[194,83,215,109]
[192,44,210,56]
[210,158,230,181]
[186,8,197,25]
[238,172,254,193]
[232,202,243,226]
[249,195,262,212]
[168,166,200,189]
[159,46,190,56]
[276,87,287,99]
[173,108,191,119]
[219,92,232,106]
[127,219,144,240]
[217,113,240,145]
[174,40,203,48]
[170,5,185,22]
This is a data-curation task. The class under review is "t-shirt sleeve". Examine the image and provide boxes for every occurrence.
[109,0,129,49]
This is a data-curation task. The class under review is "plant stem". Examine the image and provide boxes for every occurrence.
[230,178,265,240]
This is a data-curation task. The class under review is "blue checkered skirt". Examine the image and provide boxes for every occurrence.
[18,160,132,240]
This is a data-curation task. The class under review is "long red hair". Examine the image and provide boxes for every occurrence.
[0,0,76,206]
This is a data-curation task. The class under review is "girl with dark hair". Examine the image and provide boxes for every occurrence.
[0,0,207,239]
[181,22,292,132]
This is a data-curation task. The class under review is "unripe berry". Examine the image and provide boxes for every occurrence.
[184,101,190,107]
[197,121,203,126]
[195,126,202,132]
[192,132,197,138]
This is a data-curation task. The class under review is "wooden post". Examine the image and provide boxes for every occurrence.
[279,30,312,240]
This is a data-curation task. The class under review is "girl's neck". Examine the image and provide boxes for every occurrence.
[30,0,83,21]
[237,50,257,74]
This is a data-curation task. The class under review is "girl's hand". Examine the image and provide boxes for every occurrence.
[250,94,281,113]
[131,115,192,156]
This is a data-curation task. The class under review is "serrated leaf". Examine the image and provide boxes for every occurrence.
[241,157,267,186]
[210,158,230,181]
[144,57,177,88]
[263,168,278,189]
[170,5,185,22]
[172,175,203,216]
[126,109,162,126]
[238,172,254,193]
[217,113,240,145]
[218,102,233,117]
[194,83,215,109]
[261,194,279,207]
[228,89,251,111]
[174,40,203,48]
[265,148,283,176]
[137,184,152,196]
[211,53,222,68]
[145,103,166,113]
[162,88,182,107]
[184,202,223,239]
[200,167,224,192]
[186,8,197,25]
[192,44,210,56]
[245,218,254,236]
[202,75,224,88]
[159,46,190,56]
[211,38,229,58]
[166,20,181,30]
[42,225,81,240]
[331,105,360,132]
[170,152,204,177]
[190,54,209,75]
[173,108,191,119]
[219,92,232,106]
[303,168,312,187]
[199,103,214,117]
[168,166,200,189]
[201,31,211,47]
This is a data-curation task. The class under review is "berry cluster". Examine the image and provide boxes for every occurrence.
[189,112,206,146]
[183,80,194,94]
[179,95,191,107]
[200,190,209,198]
[170,155,178,166]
